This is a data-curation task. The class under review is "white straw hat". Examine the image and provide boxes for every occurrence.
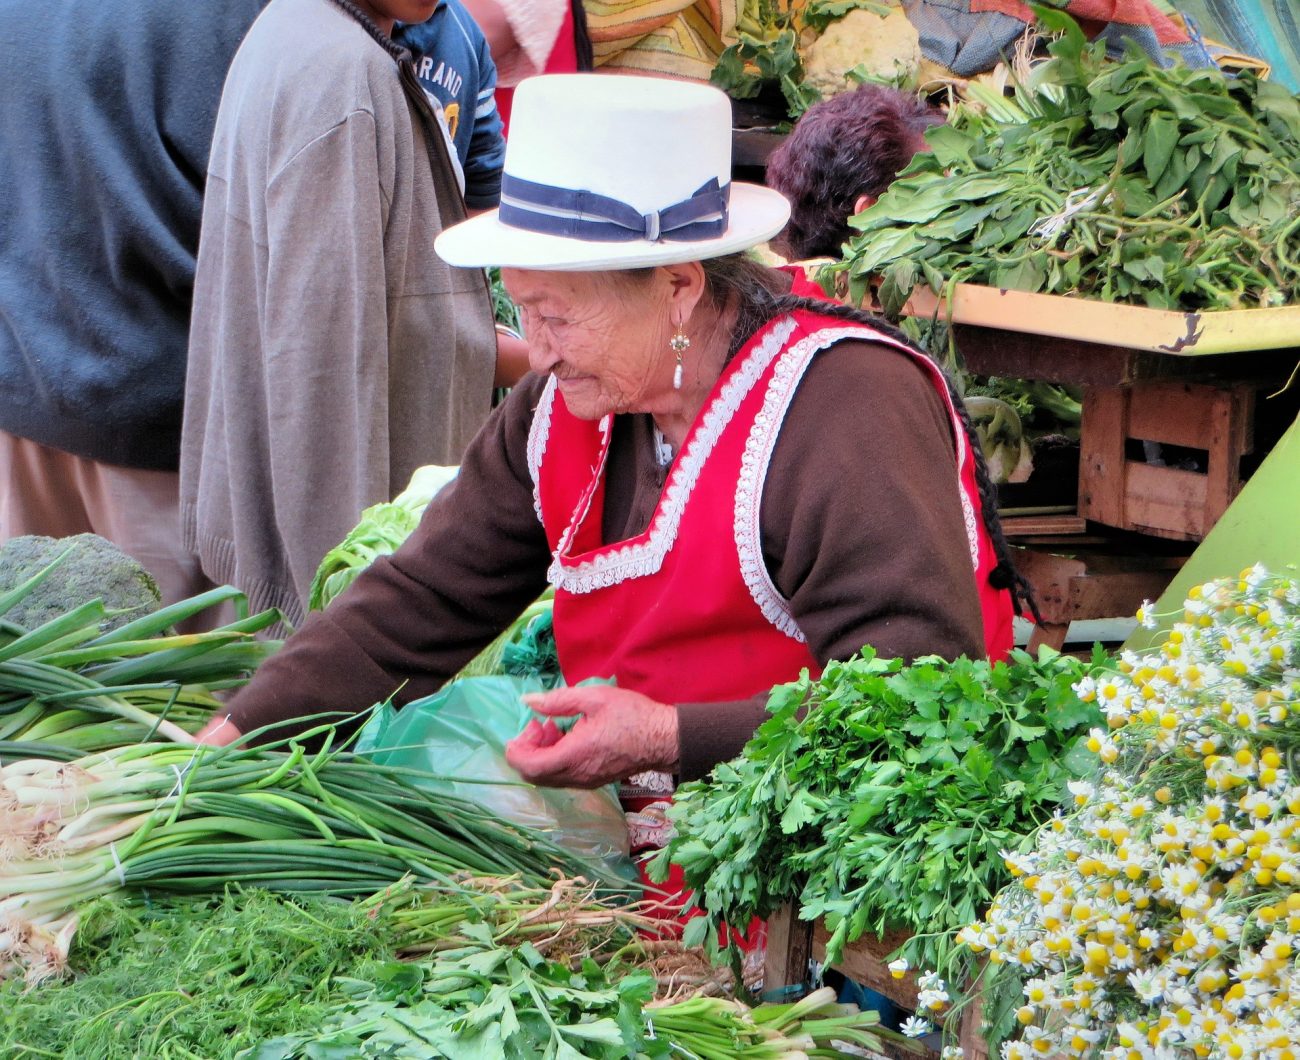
[435,75,791,272]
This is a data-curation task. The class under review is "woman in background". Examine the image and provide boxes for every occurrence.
[765,83,942,261]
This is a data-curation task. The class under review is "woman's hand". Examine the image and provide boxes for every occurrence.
[505,687,679,789]
[193,714,243,747]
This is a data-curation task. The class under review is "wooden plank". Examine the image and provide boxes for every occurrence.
[1066,568,1180,620]
[809,925,989,1060]
[1028,622,1070,651]
[902,281,1300,356]
[812,924,920,1010]
[1000,514,1087,537]
[1079,388,1129,529]
[954,326,1145,387]
[762,904,813,994]
[958,983,991,1060]
[1126,381,1230,449]
[1124,462,1210,540]
[1010,548,1087,625]
[1202,386,1252,532]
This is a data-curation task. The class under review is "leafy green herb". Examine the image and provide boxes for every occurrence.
[652,647,1110,988]
[0,889,401,1058]
[828,9,1300,313]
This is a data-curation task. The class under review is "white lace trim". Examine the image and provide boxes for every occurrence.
[547,316,798,594]
[734,325,983,638]
[734,326,875,641]
[527,377,559,522]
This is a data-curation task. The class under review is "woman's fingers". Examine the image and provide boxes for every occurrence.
[516,717,564,748]
[521,687,604,718]
[193,714,243,747]
[505,726,592,786]
[506,685,678,788]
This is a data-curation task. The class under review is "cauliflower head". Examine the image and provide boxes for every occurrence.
[800,6,921,99]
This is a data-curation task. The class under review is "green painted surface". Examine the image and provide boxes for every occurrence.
[1125,411,1300,650]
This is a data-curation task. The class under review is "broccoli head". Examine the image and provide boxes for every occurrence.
[0,534,161,632]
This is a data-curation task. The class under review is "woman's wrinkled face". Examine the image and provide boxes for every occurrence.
[502,268,673,421]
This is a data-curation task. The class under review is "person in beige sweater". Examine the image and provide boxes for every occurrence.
[181,0,498,627]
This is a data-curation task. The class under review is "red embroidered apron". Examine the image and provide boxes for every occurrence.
[527,309,1006,941]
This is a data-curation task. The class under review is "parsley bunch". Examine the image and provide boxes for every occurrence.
[652,647,1109,983]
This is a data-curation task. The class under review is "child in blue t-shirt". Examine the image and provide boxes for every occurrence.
[395,0,505,210]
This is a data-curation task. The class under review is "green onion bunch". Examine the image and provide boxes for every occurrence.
[0,730,625,985]
[0,559,280,757]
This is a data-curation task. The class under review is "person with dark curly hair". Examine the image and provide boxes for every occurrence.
[766,84,943,261]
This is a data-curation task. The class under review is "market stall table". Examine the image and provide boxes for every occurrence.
[898,284,1300,644]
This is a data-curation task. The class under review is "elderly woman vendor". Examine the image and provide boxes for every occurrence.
[196,76,1020,795]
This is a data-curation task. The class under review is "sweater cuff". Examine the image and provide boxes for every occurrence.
[674,696,770,783]
[224,612,398,742]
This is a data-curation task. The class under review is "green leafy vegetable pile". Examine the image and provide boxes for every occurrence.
[832,9,1300,314]
[3,876,906,1059]
[257,887,907,1060]
[0,890,401,1058]
[308,464,457,612]
[713,0,891,118]
[652,647,1110,985]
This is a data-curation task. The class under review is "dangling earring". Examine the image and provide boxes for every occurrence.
[669,326,690,390]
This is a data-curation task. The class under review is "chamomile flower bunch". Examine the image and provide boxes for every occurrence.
[959,567,1300,1059]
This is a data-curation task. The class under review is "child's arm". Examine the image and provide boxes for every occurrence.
[462,43,505,209]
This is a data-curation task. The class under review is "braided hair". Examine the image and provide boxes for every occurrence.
[324,0,407,60]
[700,255,1041,624]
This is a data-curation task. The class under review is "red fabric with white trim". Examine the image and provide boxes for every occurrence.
[534,313,821,703]
[531,306,1011,704]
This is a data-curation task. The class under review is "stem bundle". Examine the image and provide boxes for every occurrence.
[1,730,624,984]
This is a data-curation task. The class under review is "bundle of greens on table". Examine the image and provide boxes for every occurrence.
[830,7,1300,315]
[652,646,1110,994]
[3,873,909,1058]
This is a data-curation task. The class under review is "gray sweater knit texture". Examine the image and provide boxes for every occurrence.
[181,0,496,625]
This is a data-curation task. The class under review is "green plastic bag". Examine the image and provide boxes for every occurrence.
[354,674,634,880]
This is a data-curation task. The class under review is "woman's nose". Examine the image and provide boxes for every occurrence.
[528,337,559,376]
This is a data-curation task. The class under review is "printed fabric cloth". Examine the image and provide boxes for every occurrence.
[903,0,1216,77]
[586,0,738,80]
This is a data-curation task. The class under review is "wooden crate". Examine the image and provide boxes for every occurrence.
[764,908,988,1060]
[1079,380,1255,541]
[1012,547,1186,651]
